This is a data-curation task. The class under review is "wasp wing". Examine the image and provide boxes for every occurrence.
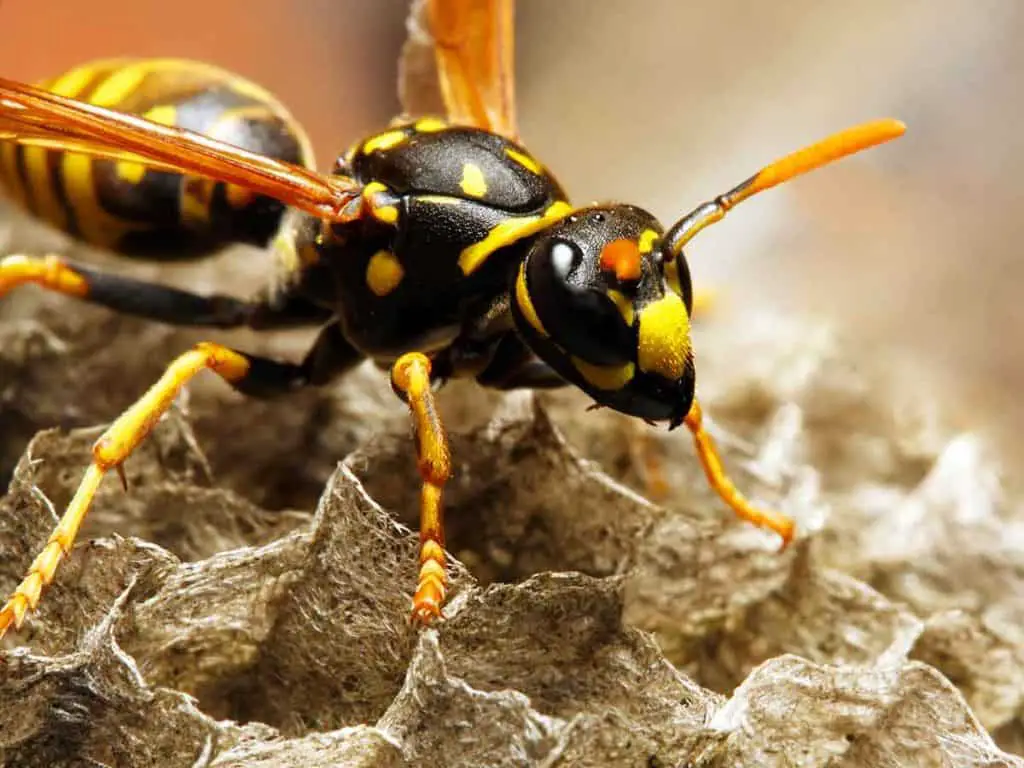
[400,0,518,140]
[0,77,361,221]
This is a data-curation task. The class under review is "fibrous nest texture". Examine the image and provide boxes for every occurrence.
[1,254,1023,766]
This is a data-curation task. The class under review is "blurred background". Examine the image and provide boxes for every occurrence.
[0,0,1021,458]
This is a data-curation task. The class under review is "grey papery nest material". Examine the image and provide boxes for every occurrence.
[0,282,1021,766]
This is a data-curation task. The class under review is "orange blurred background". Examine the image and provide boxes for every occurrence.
[1,0,1022,459]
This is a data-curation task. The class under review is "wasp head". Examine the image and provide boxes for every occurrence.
[512,204,696,427]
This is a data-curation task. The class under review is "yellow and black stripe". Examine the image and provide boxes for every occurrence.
[0,58,315,259]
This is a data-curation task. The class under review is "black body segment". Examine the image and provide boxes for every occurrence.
[0,58,314,258]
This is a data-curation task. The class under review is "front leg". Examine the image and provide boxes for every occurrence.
[390,352,452,625]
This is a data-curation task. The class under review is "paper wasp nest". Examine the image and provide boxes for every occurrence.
[1,206,1022,766]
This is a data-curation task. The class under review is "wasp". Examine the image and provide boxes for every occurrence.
[0,0,904,635]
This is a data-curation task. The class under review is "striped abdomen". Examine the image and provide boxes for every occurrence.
[0,58,315,259]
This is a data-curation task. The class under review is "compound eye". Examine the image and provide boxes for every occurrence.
[528,239,635,366]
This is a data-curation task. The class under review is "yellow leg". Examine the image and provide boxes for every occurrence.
[0,341,251,639]
[0,253,89,297]
[390,352,451,625]
[684,397,795,546]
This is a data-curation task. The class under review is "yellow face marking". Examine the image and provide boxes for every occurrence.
[459,163,488,198]
[116,104,177,183]
[637,293,691,381]
[415,117,447,133]
[571,357,635,391]
[366,250,405,297]
[362,129,408,155]
[606,289,635,327]
[638,229,659,255]
[515,262,547,335]
[459,201,574,275]
[505,147,543,176]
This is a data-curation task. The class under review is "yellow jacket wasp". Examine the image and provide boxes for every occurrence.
[0,0,904,634]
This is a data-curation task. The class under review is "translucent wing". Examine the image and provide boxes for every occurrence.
[401,0,518,140]
[0,77,362,221]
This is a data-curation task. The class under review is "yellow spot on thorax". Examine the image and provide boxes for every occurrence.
[571,357,635,391]
[415,117,447,132]
[459,201,574,275]
[362,182,399,225]
[362,129,408,155]
[515,262,547,335]
[459,163,488,198]
[637,293,691,380]
[505,147,543,175]
[116,104,177,183]
[366,250,405,296]
[606,289,635,326]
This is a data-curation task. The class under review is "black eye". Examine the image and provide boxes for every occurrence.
[526,238,635,366]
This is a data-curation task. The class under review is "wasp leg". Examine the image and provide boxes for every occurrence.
[0,324,362,638]
[684,397,795,546]
[0,253,332,329]
[390,352,452,625]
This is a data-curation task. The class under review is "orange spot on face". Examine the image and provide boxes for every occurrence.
[600,239,642,282]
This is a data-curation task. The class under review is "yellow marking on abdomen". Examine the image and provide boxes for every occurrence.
[460,201,574,275]
[459,163,488,198]
[505,147,543,175]
[637,292,691,380]
[19,62,124,229]
[366,250,405,296]
[89,64,150,107]
[22,145,68,230]
[115,104,178,183]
